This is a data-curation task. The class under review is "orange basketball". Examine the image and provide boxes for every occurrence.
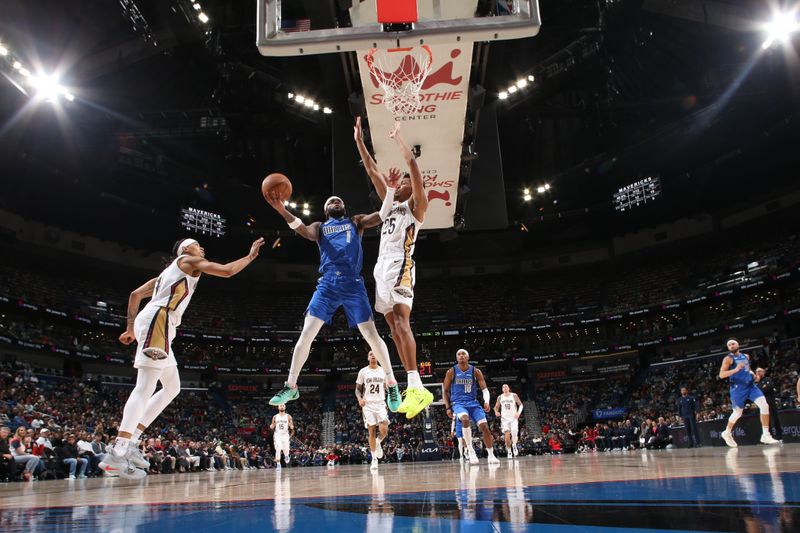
[261,173,293,202]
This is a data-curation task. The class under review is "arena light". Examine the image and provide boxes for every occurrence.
[523,193,532,202]
[323,107,332,114]
[29,74,61,101]
[527,74,535,82]
[508,85,518,94]
[283,200,289,207]
[12,60,21,70]
[64,92,75,102]
[19,67,30,78]
[516,78,527,88]
[304,99,314,108]
[302,203,309,209]
[288,92,294,99]
[198,12,210,24]
[523,188,530,195]
[313,104,319,111]
[295,94,305,103]
[302,209,310,216]
[0,45,7,56]
[192,2,201,10]
[498,91,508,100]
[762,11,799,49]
[289,202,297,209]
[536,185,545,193]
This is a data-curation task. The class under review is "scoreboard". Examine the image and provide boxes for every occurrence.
[418,361,433,377]
[613,176,662,212]
[180,208,226,237]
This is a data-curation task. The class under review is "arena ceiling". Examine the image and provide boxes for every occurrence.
[0,0,798,262]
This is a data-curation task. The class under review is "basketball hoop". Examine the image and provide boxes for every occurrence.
[365,45,433,116]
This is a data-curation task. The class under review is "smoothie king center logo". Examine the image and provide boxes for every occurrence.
[366,48,466,114]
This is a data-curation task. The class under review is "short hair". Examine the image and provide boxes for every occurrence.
[727,337,739,344]
[755,367,766,372]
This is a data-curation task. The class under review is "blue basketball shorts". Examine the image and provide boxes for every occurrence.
[305,275,373,328]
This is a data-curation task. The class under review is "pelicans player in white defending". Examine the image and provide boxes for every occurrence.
[494,384,523,458]
[354,118,431,418]
[101,237,264,478]
[356,351,389,471]
[271,404,294,469]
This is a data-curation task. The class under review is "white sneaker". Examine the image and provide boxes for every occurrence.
[125,447,151,469]
[374,439,384,460]
[370,458,379,471]
[99,453,147,480]
[721,430,737,448]
[507,449,513,459]
[68,475,76,480]
[513,445,519,457]
[488,452,500,465]
[468,448,479,465]
[276,463,282,470]
[760,433,780,445]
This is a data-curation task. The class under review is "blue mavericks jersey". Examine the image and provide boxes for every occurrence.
[727,353,754,386]
[451,364,478,405]
[318,217,363,277]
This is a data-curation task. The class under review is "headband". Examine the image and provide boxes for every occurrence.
[324,196,344,210]
[456,348,470,357]
[178,238,198,255]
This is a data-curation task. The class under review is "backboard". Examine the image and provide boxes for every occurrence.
[256,0,541,57]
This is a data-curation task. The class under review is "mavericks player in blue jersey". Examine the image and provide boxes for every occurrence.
[718,338,779,447]
[444,349,499,464]
[264,191,401,411]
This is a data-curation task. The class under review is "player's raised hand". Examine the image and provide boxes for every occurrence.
[386,167,402,188]
[354,116,363,142]
[248,237,265,260]
[264,191,285,211]
[119,329,136,345]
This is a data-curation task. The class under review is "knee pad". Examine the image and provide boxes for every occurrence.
[754,396,769,414]
[728,407,743,424]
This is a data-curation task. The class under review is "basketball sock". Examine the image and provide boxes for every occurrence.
[462,425,473,450]
[132,428,143,442]
[406,370,423,389]
[288,316,324,386]
[357,321,396,383]
[762,426,770,434]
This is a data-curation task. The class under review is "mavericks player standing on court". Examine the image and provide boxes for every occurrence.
[718,338,780,447]
[264,191,401,411]
[444,349,499,465]
[102,237,265,479]
[356,351,389,471]
[494,384,523,458]
[354,119,431,418]
[270,404,294,469]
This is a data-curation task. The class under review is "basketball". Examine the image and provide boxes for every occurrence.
[261,173,292,202]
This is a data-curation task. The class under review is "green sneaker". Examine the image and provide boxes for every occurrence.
[401,387,434,419]
[269,383,299,406]
[387,384,402,412]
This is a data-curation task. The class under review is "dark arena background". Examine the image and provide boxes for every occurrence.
[1,1,800,532]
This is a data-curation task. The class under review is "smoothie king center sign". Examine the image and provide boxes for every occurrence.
[358,44,473,229]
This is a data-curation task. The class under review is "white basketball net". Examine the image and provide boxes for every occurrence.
[366,46,433,116]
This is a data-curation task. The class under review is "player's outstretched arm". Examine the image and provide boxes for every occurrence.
[264,191,320,241]
[390,124,428,221]
[179,238,265,278]
[354,116,388,200]
[119,277,158,345]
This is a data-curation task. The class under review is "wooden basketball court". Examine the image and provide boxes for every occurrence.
[2,444,798,531]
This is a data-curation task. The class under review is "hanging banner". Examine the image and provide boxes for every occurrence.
[358,44,473,229]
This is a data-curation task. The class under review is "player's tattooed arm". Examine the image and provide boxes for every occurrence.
[119,277,158,345]
[264,191,321,241]
[493,396,501,417]
[355,383,365,407]
[352,213,384,233]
